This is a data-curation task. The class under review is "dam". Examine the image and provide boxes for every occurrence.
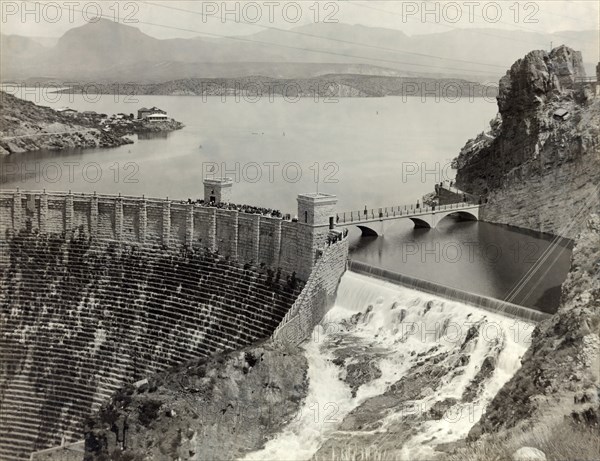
[0,181,348,461]
[0,181,549,461]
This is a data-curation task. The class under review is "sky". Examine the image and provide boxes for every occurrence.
[1,0,598,39]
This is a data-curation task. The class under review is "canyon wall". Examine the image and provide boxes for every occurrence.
[454,46,599,239]
[447,45,600,458]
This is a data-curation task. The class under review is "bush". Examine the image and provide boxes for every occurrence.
[446,419,600,461]
[137,398,163,427]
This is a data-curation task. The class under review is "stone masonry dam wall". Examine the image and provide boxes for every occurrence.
[0,190,351,461]
[273,237,350,345]
[0,234,306,461]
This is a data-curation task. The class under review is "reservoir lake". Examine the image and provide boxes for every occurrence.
[0,92,571,311]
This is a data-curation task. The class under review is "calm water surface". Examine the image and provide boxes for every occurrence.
[0,93,570,311]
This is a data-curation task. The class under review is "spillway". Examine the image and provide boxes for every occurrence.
[244,271,535,460]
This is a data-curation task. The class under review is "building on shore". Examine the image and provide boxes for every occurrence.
[138,107,167,119]
[146,113,169,122]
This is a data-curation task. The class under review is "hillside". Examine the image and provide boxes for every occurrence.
[0,92,132,155]
[53,75,498,98]
[0,92,184,155]
[2,20,597,83]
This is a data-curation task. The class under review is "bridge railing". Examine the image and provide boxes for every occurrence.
[335,200,479,224]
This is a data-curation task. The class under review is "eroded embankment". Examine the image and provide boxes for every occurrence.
[0,232,303,461]
[84,342,309,461]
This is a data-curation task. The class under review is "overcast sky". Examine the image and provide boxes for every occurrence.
[2,0,598,39]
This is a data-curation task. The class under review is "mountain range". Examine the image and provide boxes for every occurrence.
[2,19,597,83]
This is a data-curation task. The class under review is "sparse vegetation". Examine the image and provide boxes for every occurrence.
[446,420,600,461]
[137,398,163,427]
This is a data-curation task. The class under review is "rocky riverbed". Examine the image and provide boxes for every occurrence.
[83,273,535,461]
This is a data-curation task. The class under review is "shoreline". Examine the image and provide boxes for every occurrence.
[0,91,185,156]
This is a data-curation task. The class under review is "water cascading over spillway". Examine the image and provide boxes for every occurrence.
[244,271,535,461]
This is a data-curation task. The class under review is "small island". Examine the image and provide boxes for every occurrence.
[0,92,184,155]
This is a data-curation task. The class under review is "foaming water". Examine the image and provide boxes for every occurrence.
[243,272,535,460]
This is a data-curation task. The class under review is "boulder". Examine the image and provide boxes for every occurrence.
[512,446,547,461]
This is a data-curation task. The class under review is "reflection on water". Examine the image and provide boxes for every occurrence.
[348,218,572,312]
[137,132,170,140]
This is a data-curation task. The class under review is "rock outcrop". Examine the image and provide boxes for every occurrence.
[512,446,547,461]
[469,213,600,437]
[454,46,599,238]
[84,343,308,461]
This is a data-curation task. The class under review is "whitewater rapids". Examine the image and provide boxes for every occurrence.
[243,271,535,461]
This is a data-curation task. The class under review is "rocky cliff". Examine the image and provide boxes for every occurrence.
[0,92,132,155]
[454,46,599,238]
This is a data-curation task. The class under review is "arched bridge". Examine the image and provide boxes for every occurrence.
[336,202,481,236]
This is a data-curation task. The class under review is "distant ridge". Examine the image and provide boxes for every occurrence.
[1,19,597,82]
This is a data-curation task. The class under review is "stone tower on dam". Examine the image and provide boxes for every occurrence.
[296,192,338,279]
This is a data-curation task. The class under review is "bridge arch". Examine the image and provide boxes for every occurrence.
[337,204,481,236]
[356,225,380,237]
[409,217,432,229]
[436,210,478,227]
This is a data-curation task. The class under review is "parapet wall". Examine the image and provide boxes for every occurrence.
[273,237,349,345]
[0,190,306,276]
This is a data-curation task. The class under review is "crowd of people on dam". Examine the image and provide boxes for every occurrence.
[185,198,283,218]
[326,228,348,245]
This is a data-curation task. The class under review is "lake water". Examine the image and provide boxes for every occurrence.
[0,92,571,311]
